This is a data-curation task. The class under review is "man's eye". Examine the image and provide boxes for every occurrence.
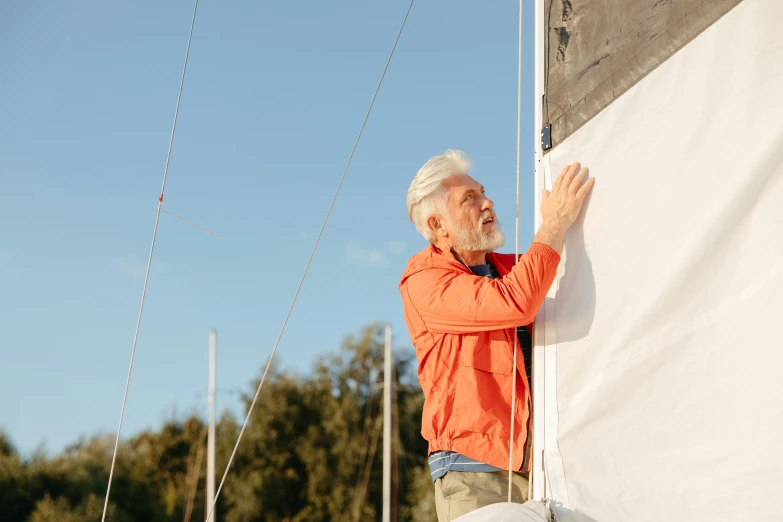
[465,194,473,201]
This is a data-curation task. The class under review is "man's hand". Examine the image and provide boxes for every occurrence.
[534,162,595,254]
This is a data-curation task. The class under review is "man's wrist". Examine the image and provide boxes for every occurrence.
[539,219,564,237]
[534,220,566,254]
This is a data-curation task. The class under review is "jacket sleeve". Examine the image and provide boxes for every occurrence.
[402,242,560,334]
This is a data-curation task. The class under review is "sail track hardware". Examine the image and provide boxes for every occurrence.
[541,124,552,151]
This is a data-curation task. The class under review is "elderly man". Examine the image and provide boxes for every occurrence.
[399,149,594,521]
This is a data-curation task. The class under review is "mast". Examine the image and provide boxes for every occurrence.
[531,0,547,502]
[382,324,392,522]
[206,329,216,522]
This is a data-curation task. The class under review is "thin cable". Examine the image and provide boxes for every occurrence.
[509,0,523,502]
[204,2,416,519]
[391,364,400,522]
[351,378,377,514]
[162,209,221,239]
[100,1,200,520]
[352,409,384,522]
[183,425,208,522]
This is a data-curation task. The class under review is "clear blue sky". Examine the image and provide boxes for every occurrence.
[0,0,538,456]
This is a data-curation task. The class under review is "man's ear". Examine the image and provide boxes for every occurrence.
[427,215,448,239]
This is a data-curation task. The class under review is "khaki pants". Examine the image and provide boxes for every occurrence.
[434,471,529,522]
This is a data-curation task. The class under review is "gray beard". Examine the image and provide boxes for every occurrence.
[452,220,505,254]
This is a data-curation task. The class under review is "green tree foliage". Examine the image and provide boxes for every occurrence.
[27,493,129,522]
[1,324,434,521]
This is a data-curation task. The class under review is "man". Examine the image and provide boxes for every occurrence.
[399,149,594,521]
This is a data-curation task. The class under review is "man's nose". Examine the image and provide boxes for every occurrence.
[481,196,494,212]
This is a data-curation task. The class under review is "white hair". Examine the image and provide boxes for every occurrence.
[406,149,473,242]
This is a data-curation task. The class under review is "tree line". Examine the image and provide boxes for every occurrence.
[0,323,436,522]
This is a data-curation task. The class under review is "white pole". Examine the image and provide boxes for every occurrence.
[382,324,392,522]
[509,0,523,501]
[207,329,216,522]
[532,0,548,502]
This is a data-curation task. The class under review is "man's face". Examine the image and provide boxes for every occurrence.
[441,174,505,254]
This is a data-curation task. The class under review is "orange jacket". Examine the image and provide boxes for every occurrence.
[399,242,560,471]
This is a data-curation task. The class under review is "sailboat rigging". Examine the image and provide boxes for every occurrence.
[100,1,422,520]
[101,0,201,519]
[98,1,783,521]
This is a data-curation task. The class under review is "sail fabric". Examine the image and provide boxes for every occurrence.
[536,0,783,520]
[543,0,741,150]
[453,501,551,522]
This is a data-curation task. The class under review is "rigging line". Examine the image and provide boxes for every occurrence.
[353,408,384,522]
[162,209,221,239]
[101,0,200,520]
[509,0,523,502]
[205,1,416,520]
[391,363,400,522]
[183,425,208,522]
[351,377,378,514]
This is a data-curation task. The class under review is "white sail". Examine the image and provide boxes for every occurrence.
[455,501,551,522]
[533,0,783,520]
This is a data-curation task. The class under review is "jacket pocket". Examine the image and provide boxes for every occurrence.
[460,330,513,375]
